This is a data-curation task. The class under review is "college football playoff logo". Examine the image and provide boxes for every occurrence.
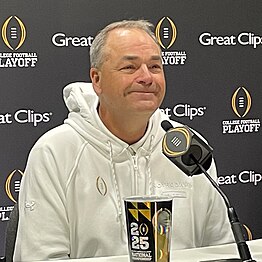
[155,17,177,49]
[162,126,192,158]
[231,87,252,118]
[5,169,23,203]
[1,16,26,50]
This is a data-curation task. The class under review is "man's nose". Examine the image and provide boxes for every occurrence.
[136,65,153,86]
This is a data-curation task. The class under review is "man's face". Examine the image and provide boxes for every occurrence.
[91,28,166,119]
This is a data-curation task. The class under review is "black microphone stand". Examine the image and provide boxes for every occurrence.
[190,154,256,262]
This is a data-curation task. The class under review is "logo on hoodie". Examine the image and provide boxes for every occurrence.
[0,15,38,68]
[96,176,107,196]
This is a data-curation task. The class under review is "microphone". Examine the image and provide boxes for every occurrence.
[161,120,256,262]
[161,120,213,176]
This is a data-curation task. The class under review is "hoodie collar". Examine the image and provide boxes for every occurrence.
[63,82,167,159]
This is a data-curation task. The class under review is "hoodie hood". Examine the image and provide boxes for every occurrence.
[63,82,170,160]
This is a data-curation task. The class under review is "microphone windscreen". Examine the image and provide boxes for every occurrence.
[161,120,173,132]
[182,145,202,166]
[161,123,213,176]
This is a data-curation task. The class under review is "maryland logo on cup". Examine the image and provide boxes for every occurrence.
[124,196,172,262]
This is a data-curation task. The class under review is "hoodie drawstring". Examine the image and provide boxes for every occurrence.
[107,141,126,242]
[145,135,154,195]
[108,141,122,222]
[107,136,155,242]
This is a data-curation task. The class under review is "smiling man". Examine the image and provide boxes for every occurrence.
[90,25,166,144]
[14,20,233,261]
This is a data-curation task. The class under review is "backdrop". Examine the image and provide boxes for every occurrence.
[0,0,261,256]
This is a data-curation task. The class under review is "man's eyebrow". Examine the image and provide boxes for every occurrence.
[121,55,139,61]
[121,55,162,61]
[151,55,162,61]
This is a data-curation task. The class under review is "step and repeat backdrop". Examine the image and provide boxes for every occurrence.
[0,0,261,256]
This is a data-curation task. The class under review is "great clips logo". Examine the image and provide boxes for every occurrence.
[161,103,207,120]
[218,170,262,186]
[155,17,187,66]
[199,32,262,48]
[222,87,260,134]
[0,16,38,68]
[0,109,53,127]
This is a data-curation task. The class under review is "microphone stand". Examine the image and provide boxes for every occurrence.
[190,154,256,262]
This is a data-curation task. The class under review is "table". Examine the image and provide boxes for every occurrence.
[57,239,262,262]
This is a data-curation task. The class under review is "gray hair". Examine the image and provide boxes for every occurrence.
[90,19,159,68]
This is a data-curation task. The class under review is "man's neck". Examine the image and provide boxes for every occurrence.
[98,106,150,145]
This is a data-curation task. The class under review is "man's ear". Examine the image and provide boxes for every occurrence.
[90,68,102,95]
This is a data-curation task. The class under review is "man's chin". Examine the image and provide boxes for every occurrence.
[132,103,158,115]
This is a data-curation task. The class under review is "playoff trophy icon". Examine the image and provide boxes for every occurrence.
[152,208,172,262]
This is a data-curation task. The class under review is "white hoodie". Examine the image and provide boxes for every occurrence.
[14,82,233,261]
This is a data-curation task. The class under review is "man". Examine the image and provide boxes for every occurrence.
[14,20,233,261]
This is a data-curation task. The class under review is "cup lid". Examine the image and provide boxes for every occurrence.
[123,195,173,202]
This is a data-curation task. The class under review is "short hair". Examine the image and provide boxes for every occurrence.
[90,19,159,68]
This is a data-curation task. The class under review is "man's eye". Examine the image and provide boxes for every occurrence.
[149,64,162,72]
[122,65,135,69]
[151,64,161,69]
[120,65,136,72]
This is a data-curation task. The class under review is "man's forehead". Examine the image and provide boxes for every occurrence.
[109,27,145,36]
[107,28,157,46]
[105,28,161,60]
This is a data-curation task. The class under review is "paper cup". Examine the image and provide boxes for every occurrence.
[124,196,173,262]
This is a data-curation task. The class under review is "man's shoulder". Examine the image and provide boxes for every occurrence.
[34,123,86,152]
